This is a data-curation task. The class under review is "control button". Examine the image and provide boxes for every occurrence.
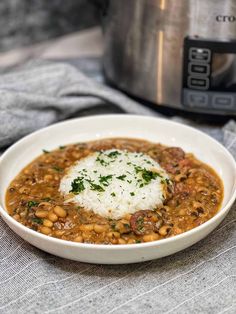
[189,47,211,62]
[188,63,210,76]
[212,94,235,108]
[186,91,209,107]
[188,77,210,90]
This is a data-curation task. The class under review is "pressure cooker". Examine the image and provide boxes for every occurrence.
[102,0,236,115]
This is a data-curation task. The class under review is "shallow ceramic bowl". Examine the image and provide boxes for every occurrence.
[0,115,236,264]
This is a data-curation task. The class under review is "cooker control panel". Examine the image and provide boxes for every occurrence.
[182,37,236,112]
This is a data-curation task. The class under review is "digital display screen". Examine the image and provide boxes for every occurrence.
[211,53,236,92]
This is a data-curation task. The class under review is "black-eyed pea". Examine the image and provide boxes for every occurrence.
[193,201,202,209]
[13,214,20,221]
[173,226,182,235]
[175,174,187,182]
[40,226,51,235]
[178,209,185,216]
[74,236,83,243]
[44,158,53,164]
[111,238,118,244]
[43,219,53,228]
[143,233,159,242]
[196,177,203,184]
[19,209,28,218]
[127,238,136,244]
[163,205,171,212]
[196,188,208,195]
[35,210,48,218]
[72,152,81,159]
[121,236,129,242]
[54,230,65,236]
[48,212,58,222]
[114,222,127,233]
[151,215,158,222]
[118,238,126,244]
[188,169,198,178]
[53,206,67,218]
[114,221,122,230]
[159,225,171,236]
[38,202,52,210]
[124,214,132,220]
[94,224,108,233]
[120,219,130,225]
[44,174,53,181]
[19,187,29,194]
[24,169,30,175]
[107,231,120,239]
[79,224,94,232]
[82,232,90,239]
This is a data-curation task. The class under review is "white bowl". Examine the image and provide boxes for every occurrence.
[0,115,235,264]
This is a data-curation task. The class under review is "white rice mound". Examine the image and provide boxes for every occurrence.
[59,149,170,219]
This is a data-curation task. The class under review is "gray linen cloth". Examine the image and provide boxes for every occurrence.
[0,61,156,148]
[0,61,235,314]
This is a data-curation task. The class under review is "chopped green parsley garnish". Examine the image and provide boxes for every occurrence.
[77,143,86,150]
[52,166,63,172]
[59,146,66,150]
[107,151,121,158]
[99,175,113,186]
[32,217,43,224]
[161,178,170,185]
[42,197,52,202]
[70,177,85,194]
[89,182,105,192]
[111,222,116,230]
[133,165,163,187]
[96,156,109,166]
[42,149,50,154]
[142,169,159,182]
[111,192,116,197]
[124,223,130,229]
[116,175,126,181]
[27,201,39,208]
[95,150,121,166]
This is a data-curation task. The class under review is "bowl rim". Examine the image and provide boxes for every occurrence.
[0,114,236,251]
